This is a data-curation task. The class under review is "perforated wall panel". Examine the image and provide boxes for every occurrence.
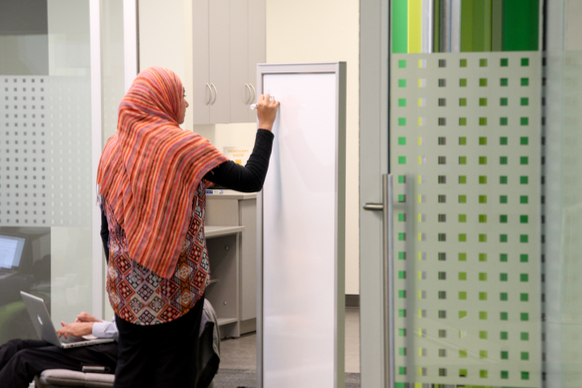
[0,76,92,227]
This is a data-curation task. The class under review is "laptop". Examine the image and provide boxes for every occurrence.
[20,291,115,349]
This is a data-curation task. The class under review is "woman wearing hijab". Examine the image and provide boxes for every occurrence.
[97,66,279,387]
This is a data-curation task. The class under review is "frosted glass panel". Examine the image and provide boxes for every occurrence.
[545,0,582,386]
[0,76,91,227]
[391,52,542,387]
[0,0,95,342]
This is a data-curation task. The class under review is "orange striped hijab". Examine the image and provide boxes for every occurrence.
[97,67,228,278]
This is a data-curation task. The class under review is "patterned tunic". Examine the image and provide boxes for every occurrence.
[104,182,210,325]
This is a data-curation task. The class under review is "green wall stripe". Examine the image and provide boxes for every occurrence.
[492,0,503,51]
[460,0,475,52]
[502,0,539,51]
[434,0,441,53]
[391,0,540,53]
[473,0,492,51]
[393,0,409,53]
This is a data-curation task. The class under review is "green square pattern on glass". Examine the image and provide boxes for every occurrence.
[390,53,541,387]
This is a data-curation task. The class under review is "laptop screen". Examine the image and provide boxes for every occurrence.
[0,234,26,270]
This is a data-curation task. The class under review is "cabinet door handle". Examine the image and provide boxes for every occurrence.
[205,83,212,105]
[245,83,252,105]
[210,83,218,105]
[249,83,256,105]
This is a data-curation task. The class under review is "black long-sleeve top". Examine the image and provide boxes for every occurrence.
[100,129,274,262]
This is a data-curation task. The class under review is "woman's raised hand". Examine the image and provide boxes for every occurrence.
[256,94,280,131]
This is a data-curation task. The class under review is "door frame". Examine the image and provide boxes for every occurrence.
[359,0,391,387]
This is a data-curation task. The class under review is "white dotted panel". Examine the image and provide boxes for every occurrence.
[0,76,92,227]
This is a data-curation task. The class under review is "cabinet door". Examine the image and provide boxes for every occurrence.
[229,0,250,123]
[208,0,231,123]
[247,0,266,122]
[192,0,210,124]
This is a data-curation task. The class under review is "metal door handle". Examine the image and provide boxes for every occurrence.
[210,83,218,105]
[249,83,256,105]
[363,203,383,211]
[205,83,212,105]
[362,174,394,388]
[245,83,252,104]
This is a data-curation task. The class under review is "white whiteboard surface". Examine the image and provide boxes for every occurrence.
[258,63,346,388]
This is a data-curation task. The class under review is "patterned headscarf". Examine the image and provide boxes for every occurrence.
[97,67,228,278]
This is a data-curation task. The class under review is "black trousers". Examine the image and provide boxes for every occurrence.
[0,339,118,388]
[113,295,205,388]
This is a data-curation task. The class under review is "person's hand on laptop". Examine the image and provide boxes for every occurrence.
[57,320,94,340]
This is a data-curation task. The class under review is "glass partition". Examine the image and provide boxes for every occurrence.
[0,0,94,343]
[545,0,582,386]
[389,1,543,386]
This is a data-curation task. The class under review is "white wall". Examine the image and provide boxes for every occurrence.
[265,0,360,294]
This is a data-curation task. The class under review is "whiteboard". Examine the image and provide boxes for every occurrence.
[257,63,346,388]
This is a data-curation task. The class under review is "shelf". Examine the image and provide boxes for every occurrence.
[206,189,257,199]
[205,225,244,238]
[217,317,238,327]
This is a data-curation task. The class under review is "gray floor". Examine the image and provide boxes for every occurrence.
[220,306,360,373]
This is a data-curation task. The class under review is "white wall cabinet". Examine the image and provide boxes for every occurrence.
[205,190,258,337]
[192,0,265,124]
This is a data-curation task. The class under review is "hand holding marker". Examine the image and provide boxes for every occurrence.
[250,94,275,110]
